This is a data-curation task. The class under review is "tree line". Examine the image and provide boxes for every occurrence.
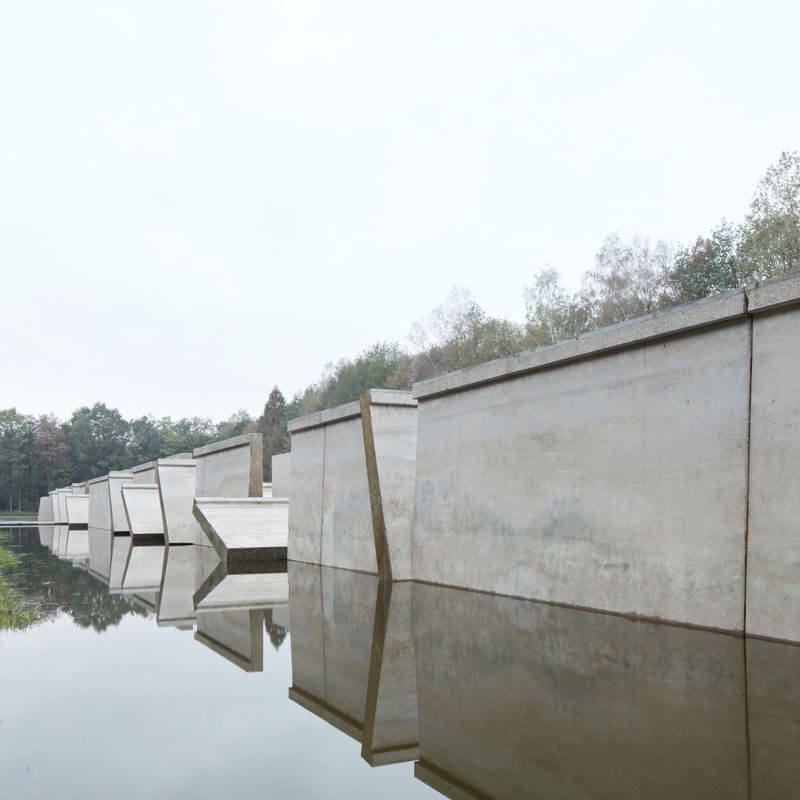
[2,151,797,511]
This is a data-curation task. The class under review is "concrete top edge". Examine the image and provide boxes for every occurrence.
[121,483,159,490]
[155,458,196,467]
[365,388,417,407]
[194,497,288,506]
[130,460,156,472]
[288,400,361,433]
[746,270,800,313]
[192,433,260,458]
[87,471,132,484]
[412,288,747,399]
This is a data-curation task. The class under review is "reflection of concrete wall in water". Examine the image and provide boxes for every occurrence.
[412,274,800,640]
[414,583,747,800]
[288,391,417,579]
[287,562,419,765]
[193,433,263,498]
[195,609,265,672]
[271,452,291,499]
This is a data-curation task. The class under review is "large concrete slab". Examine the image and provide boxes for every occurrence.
[193,433,263,498]
[154,459,205,546]
[37,495,54,524]
[746,300,800,642]
[192,498,288,564]
[37,525,54,549]
[271,452,291,499]
[121,483,164,538]
[288,390,417,579]
[65,495,89,528]
[412,316,752,631]
[412,582,749,800]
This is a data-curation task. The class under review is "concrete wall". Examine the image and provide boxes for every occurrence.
[193,433,263,498]
[154,459,205,546]
[411,275,800,637]
[271,452,291,499]
[65,495,89,527]
[121,484,164,537]
[53,488,71,525]
[87,478,111,530]
[37,495,53,524]
[288,390,417,579]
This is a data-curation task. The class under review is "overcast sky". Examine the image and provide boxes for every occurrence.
[2,0,798,422]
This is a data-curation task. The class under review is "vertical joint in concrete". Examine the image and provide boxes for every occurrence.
[360,391,393,581]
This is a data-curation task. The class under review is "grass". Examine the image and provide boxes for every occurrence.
[0,546,42,630]
[0,511,37,518]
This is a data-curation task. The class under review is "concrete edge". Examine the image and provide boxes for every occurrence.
[192,497,289,506]
[412,287,747,399]
[192,433,260,459]
[746,271,800,313]
[288,390,416,434]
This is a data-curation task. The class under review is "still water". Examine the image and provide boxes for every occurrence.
[1,526,799,799]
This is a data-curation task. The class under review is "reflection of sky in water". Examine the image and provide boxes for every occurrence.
[2,526,800,800]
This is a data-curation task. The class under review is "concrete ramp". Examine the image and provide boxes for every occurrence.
[37,496,54,524]
[192,497,288,564]
[88,472,134,532]
[121,483,164,539]
[154,458,205,546]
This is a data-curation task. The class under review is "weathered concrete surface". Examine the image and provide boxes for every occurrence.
[192,498,288,564]
[287,563,418,765]
[193,433,263,498]
[88,473,134,533]
[65,495,89,528]
[746,301,800,641]
[288,390,417,579]
[271,452,291,499]
[37,496,54,524]
[195,609,264,672]
[413,582,749,800]
[121,484,164,538]
[413,318,751,631]
[154,459,205,546]
[156,545,220,629]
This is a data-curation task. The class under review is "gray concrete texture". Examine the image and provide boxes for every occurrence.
[411,272,800,639]
[194,609,265,672]
[412,581,800,800]
[154,459,205,546]
[271,452,291,499]
[193,433,263,498]
[121,483,164,538]
[288,390,417,579]
[65,495,89,528]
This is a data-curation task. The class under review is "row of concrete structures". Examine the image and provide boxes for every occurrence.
[38,433,291,566]
[286,272,800,644]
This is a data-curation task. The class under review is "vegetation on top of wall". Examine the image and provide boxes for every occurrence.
[1,152,798,509]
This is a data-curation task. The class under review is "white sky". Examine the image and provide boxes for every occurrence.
[2,0,798,421]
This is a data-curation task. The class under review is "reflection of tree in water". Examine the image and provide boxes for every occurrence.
[0,529,146,632]
[264,608,287,651]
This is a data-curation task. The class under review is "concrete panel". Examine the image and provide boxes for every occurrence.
[271,452,291,499]
[130,461,157,483]
[287,426,325,564]
[193,433,263,498]
[288,390,417,577]
[413,583,749,800]
[155,459,205,546]
[53,488,71,525]
[121,484,164,538]
[157,545,220,629]
[87,478,111,530]
[37,496,54,524]
[192,498,288,563]
[746,636,800,799]
[108,472,134,532]
[65,495,89,528]
[108,535,132,592]
[412,322,751,631]
[195,609,264,672]
[746,304,800,641]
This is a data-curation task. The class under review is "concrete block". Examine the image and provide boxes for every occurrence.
[287,562,418,765]
[130,460,157,484]
[193,433,263,498]
[88,472,134,532]
[65,495,89,528]
[154,459,205,546]
[108,534,132,592]
[746,305,800,641]
[288,390,417,579]
[412,321,751,631]
[37,496,54,524]
[192,498,288,564]
[746,270,800,313]
[195,609,264,672]
[271,452,291,499]
[412,582,748,800]
[156,545,220,629]
[121,483,164,538]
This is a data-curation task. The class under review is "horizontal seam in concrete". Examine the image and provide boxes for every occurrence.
[193,434,255,458]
